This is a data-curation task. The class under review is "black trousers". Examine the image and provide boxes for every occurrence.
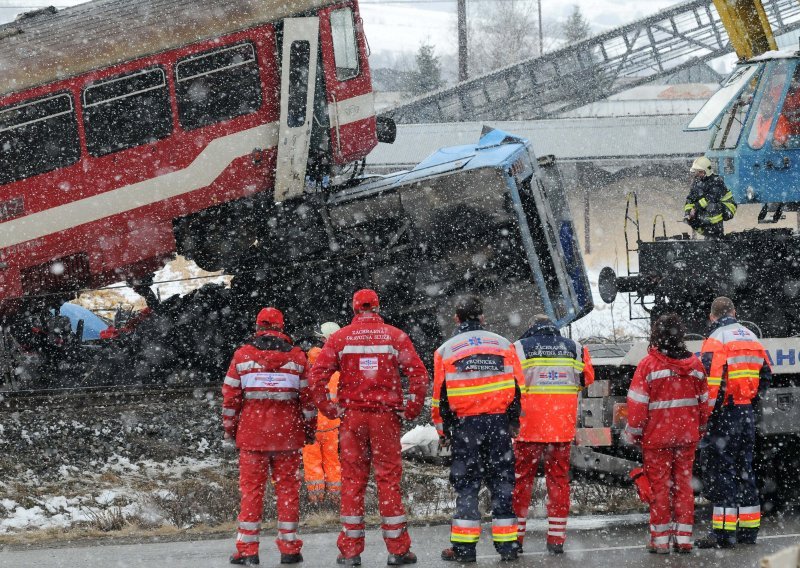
[449,413,516,554]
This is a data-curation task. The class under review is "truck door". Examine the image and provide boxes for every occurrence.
[274,17,320,202]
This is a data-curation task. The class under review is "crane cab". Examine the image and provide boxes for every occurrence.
[689,51,800,212]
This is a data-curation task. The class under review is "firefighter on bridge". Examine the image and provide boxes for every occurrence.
[624,313,710,554]
[684,156,737,238]
[310,289,429,566]
[695,297,771,549]
[432,295,524,563]
[303,321,342,505]
[222,307,317,566]
[511,314,594,555]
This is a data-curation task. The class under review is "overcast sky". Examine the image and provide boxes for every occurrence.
[359,0,678,57]
[1,0,680,57]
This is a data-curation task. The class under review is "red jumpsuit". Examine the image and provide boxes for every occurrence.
[625,347,710,552]
[222,330,316,559]
[510,322,594,549]
[309,311,429,558]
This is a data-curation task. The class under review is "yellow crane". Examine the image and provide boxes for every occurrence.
[713,0,778,59]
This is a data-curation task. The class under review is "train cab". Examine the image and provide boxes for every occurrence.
[688,50,800,214]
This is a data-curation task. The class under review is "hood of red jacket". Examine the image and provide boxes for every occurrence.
[647,346,695,373]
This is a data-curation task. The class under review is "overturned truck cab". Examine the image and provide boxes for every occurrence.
[260,127,594,353]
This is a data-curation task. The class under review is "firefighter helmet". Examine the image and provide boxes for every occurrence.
[690,156,713,176]
[316,321,341,339]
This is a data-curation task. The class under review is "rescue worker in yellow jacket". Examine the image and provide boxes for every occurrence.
[303,322,342,505]
[511,314,594,555]
[432,295,524,563]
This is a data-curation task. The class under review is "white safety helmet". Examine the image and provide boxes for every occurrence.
[315,321,340,340]
[690,156,713,176]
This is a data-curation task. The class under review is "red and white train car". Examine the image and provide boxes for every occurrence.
[0,0,380,312]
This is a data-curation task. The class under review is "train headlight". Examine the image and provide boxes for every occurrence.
[746,185,756,201]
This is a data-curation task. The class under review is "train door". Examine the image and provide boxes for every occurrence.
[275,17,320,202]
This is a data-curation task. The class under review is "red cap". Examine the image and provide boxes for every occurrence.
[352,288,379,312]
[256,307,284,330]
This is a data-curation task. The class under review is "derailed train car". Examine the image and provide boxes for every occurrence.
[1,122,593,390]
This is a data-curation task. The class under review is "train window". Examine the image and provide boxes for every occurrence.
[0,93,80,185]
[83,67,172,157]
[773,66,800,149]
[711,72,759,150]
[748,60,789,150]
[175,42,262,130]
[287,41,311,128]
[330,8,360,81]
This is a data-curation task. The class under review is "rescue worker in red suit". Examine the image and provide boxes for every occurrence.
[222,307,317,566]
[310,289,429,566]
[624,313,711,554]
[432,295,524,563]
[695,297,771,549]
[511,314,595,555]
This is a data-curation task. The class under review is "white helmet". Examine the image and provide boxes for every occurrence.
[691,156,713,176]
[316,321,340,340]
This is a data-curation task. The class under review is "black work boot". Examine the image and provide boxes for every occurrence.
[230,552,260,565]
[387,550,417,565]
[336,555,362,566]
[499,548,518,561]
[695,534,735,549]
[547,543,564,555]
[280,553,303,564]
[737,528,758,544]
[441,547,477,563]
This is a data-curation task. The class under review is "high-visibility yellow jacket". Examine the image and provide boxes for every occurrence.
[513,322,594,443]
[432,321,523,438]
[700,317,771,407]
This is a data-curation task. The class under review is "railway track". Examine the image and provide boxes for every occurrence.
[0,383,219,412]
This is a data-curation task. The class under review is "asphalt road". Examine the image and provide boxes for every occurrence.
[1,513,799,568]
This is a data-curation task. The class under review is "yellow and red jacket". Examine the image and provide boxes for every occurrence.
[512,321,594,443]
[432,321,523,438]
[700,317,771,408]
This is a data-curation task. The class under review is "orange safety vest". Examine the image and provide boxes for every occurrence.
[513,341,594,443]
[432,328,523,436]
[700,321,769,407]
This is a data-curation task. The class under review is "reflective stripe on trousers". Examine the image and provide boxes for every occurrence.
[674,522,693,545]
[548,517,567,539]
[712,507,738,531]
[451,519,481,544]
[381,515,408,539]
[738,505,761,529]
[492,518,517,543]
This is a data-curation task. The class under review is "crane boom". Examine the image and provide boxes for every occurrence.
[713,0,778,59]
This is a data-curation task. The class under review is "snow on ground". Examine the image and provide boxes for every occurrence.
[571,268,650,343]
